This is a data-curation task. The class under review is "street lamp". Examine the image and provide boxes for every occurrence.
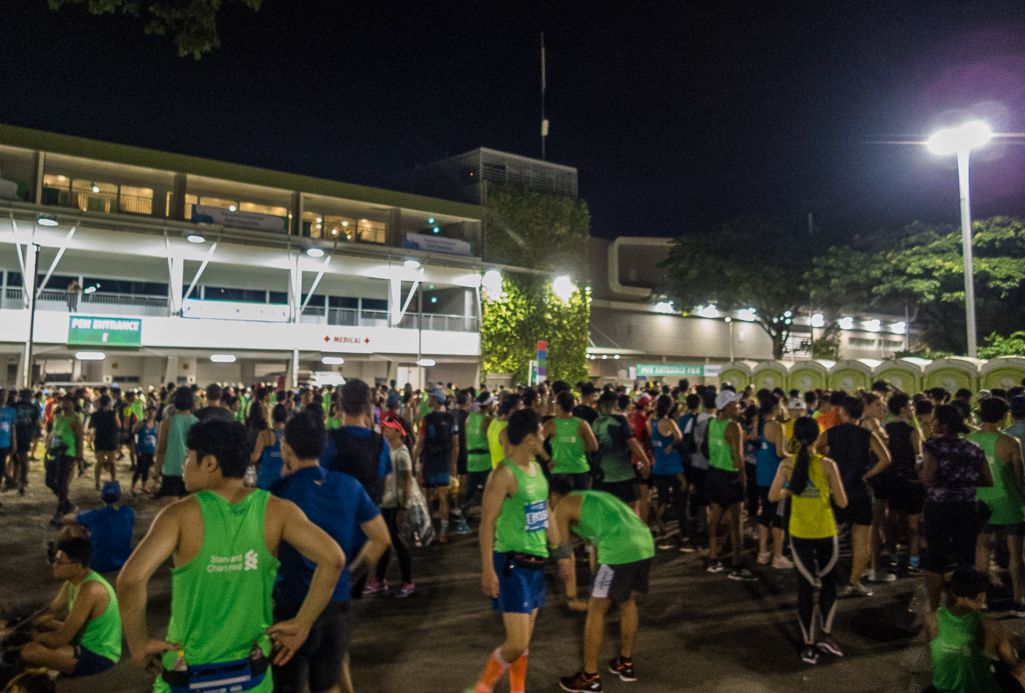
[927,120,992,357]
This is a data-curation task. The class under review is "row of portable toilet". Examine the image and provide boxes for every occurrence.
[717,357,1025,395]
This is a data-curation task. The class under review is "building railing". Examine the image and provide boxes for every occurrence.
[43,187,154,216]
[2,287,480,331]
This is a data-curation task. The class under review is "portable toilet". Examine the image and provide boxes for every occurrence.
[788,360,834,394]
[719,361,757,391]
[873,358,930,394]
[750,361,790,392]
[979,357,1025,391]
[923,357,983,395]
[828,359,879,393]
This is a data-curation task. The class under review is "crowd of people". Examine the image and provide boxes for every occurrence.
[2,376,1025,692]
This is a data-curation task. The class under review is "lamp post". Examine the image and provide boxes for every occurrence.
[926,121,992,358]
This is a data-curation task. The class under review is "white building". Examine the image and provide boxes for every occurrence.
[0,125,507,389]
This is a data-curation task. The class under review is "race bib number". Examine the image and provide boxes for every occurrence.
[524,500,548,532]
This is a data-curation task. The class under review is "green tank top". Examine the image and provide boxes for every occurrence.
[788,454,836,539]
[571,491,655,565]
[931,607,1002,693]
[707,417,735,472]
[551,417,588,474]
[494,460,549,557]
[970,431,1025,525]
[68,572,121,663]
[325,417,342,431]
[163,413,198,477]
[466,412,491,472]
[157,490,280,693]
[52,412,76,451]
[488,420,508,469]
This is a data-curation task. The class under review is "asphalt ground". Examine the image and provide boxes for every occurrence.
[2,450,1023,693]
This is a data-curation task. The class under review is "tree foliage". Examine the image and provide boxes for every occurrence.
[978,331,1025,359]
[484,183,591,280]
[660,217,811,359]
[481,274,590,385]
[480,183,591,384]
[806,217,1025,354]
[48,0,261,59]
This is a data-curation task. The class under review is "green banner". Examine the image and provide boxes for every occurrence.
[635,363,722,377]
[68,316,142,346]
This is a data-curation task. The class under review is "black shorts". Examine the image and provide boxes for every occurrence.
[555,472,591,491]
[456,454,468,476]
[71,645,115,677]
[833,492,873,526]
[888,479,927,515]
[688,465,709,507]
[981,522,1025,537]
[590,558,652,603]
[598,479,639,505]
[273,600,351,693]
[757,487,783,529]
[869,470,894,501]
[158,475,187,498]
[706,467,745,508]
[15,430,31,454]
[635,465,654,487]
[923,500,980,573]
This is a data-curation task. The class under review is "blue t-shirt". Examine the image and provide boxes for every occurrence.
[319,426,392,479]
[0,407,15,448]
[271,466,380,611]
[77,505,134,573]
[257,430,284,490]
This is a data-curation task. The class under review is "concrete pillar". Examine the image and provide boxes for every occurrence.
[169,173,187,221]
[388,207,402,247]
[33,152,45,204]
[290,191,302,236]
[168,250,184,316]
[388,278,402,327]
[287,254,302,323]
[239,359,256,388]
[162,356,179,386]
[19,244,38,388]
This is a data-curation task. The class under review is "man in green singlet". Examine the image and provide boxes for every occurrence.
[21,537,122,678]
[705,390,757,581]
[468,408,549,693]
[154,388,198,500]
[926,567,1023,693]
[117,419,345,693]
[548,477,655,692]
[543,391,599,491]
[47,394,83,525]
[461,393,497,524]
[971,396,1025,615]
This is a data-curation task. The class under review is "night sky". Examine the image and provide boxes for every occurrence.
[3,1,1025,239]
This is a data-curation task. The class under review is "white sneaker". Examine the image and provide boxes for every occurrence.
[757,551,771,565]
[772,555,794,570]
[867,569,896,583]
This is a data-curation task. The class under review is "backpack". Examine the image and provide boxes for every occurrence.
[328,427,386,505]
[423,411,455,458]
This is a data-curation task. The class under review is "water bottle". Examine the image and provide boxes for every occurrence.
[172,651,188,671]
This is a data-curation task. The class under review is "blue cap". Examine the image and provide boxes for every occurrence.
[430,388,447,402]
[386,394,400,408]
[101,480,122,503]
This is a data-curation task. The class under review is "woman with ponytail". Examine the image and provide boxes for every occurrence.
[769,416,848,665]
[647,394,693,551]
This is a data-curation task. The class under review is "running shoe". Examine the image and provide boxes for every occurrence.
[772,555,794,570]
[608,657,636,682]
[800,645,819,664]
[362,579,388,596]
[906,564,922,577]
[728,568,759,582]
[455,518,472,535]
[841,583,874,598]
[757,551,771,565]
[394,582,415,598]
[438,533,450,544]
[867,568,896,583]
[657,538,676,550]
[706,560,725,574]
[559,670,602,692]
[678,540,696,553]
[1010,602,1025,618]
[816,635,844,657]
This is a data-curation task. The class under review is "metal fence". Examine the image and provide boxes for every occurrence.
[299,306,478,332]
[1,289,168,317]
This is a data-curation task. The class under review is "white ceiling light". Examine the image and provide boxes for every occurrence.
[306,247,325,258]
[75,351,105,361]
[654,301,674,314]
[36,214,59,227]
[322,356,345,365]
[228,205,237,211]
[187,234,205,243]
[892,321,907,334]
[210,354,236,363]
[864,319,881,332]
[417,358,436,367]
[838,317,854,330]
[404,259,421,269]
[811,313,825,328]
[696,305,720,318]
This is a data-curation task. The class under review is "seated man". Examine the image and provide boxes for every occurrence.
[926,567,1025,693]
[61,481,134,574]
[21,537,121,678]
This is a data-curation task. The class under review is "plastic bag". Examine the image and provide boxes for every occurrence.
[399,480,436,548]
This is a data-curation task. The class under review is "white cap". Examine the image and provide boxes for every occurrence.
[715,390,741,409]
[788,398,807,410]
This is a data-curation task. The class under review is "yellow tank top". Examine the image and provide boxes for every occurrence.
[788,453,836,539]
[487,420,508,469]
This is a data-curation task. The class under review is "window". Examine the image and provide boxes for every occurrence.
[329,296,360,309]
[269,291,288,304]
[849,337,877,350]
[43,175,152,215]
[355,219,386,244]
[184,195,287,221]
[83,279,168,296]
[203,287,267,303]
[881,339,904,352]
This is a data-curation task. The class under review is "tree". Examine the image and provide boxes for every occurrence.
[660,217,811,359]
[48,0,261,59]
[805,217,1025,355]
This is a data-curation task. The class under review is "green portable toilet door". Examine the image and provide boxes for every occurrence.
[829,368,869,392]
[789,368,826,393]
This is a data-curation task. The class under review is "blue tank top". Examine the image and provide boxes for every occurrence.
[755,420,784,487]
[651,417,683,475]
[256,430,284,490]
[136,422,157,454]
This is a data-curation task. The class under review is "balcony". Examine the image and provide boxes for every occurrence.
[300,306,479,332]
[2,288,168,316]
[42,186,153,216]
